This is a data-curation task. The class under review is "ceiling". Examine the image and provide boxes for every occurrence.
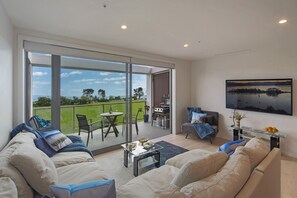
[1,0,297,61]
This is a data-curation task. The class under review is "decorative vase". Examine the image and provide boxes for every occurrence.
[236,119,241,129]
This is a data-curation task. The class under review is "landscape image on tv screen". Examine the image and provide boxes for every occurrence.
[226,79,292,115]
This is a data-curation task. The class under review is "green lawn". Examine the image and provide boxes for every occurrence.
[33,100,146,134]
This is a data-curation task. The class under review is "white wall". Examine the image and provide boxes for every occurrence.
[0,2,14,149]
[14,29,191,135]
[191,48,297,158]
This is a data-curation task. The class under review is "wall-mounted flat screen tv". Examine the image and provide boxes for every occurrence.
[226,78,293,115]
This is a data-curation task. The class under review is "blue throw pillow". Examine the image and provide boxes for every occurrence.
[218,139,248,155]
[191,112,207,124]
[50,180,116,198]
[187,107,202,123]
[40,130,72,151]
[34,137,57,157]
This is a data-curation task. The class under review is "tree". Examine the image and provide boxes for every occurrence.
[34,96,51,107]
[98,89,106,99]
[133,87,144,99]
[83,89,94,98]
[109,95,114,100]
[80,96,89,104]
[60,96,72,105]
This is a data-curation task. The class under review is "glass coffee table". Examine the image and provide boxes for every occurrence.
[121,141,163,176]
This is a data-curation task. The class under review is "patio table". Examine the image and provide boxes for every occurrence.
[100,112,123,138]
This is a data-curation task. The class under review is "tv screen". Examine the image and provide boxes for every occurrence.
[226,78,293,115]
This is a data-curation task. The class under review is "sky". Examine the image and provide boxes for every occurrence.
[32,67,147,100]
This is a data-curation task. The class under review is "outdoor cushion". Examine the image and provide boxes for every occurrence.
[181,147,251,198]
[50,180,116,198]
[172,152,228,188]
[51,151,95,168]
[0,143,34,198]
[10,143,58,196]
[165,149,212,169]
[242,137,270,169]
[0,177,18,198]
[40,130,72,151]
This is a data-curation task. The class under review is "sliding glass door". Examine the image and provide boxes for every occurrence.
[25,45,132,152]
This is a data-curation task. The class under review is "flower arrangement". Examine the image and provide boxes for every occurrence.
[230,109,246,129]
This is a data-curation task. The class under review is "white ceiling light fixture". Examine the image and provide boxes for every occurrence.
[183,44,189,48]
[278,19,288,24]
[121,25,127,30]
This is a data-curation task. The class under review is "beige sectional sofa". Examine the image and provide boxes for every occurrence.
[118,138,281,198]
[0,132,108,198]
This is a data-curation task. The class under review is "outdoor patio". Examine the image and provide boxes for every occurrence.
[71,121,171,151]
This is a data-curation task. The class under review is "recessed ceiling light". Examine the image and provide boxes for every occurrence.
[121,25,127,30]
[278,19,287,24]
[184,44,189,48]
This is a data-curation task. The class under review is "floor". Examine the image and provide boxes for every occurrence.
[74,121,171,151]
[94,132,297,197]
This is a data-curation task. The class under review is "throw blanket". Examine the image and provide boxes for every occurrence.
[192,123,215,139]
[11,123,93,157]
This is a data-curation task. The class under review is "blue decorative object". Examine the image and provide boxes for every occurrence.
[40,130,72,151]
[34,137,57,157]
[218,139,248,156]
[50,180,116,198]
[187,107,202,123]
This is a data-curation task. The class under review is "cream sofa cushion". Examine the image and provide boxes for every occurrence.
[242,137,270,169]
[166,149,211,168]
[181,147,251,198]
[57,162,109,185]
[172,152,228,188]
[51,151,95,168]
[0,177,18,198]
[10,144,58,196]
[118,165,179,198]
[3,132,36,150]
[0,143,33,198]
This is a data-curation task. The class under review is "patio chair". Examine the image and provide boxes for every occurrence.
[76,114,104,146]
[28,115,51,131]
[122,108,142,135]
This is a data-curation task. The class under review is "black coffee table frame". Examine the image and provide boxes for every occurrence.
[124,149,161,177]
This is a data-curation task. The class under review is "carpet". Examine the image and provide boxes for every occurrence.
[155,140,188,166]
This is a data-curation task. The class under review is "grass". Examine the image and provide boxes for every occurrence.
[34,100,146,134]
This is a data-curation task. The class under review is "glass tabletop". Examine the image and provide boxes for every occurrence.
[241,126,287,138]
[121,141,163,157]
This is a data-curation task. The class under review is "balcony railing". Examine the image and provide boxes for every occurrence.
[33,100,146,134]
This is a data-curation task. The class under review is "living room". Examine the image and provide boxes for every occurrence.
[0,0,296,197]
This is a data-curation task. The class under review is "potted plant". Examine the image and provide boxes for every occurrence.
[230,109,246,129]
[144,105,150,123]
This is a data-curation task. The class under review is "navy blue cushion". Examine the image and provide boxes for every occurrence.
[218,139,248,156]
[187,107,202,123]
[34,137,57,157]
